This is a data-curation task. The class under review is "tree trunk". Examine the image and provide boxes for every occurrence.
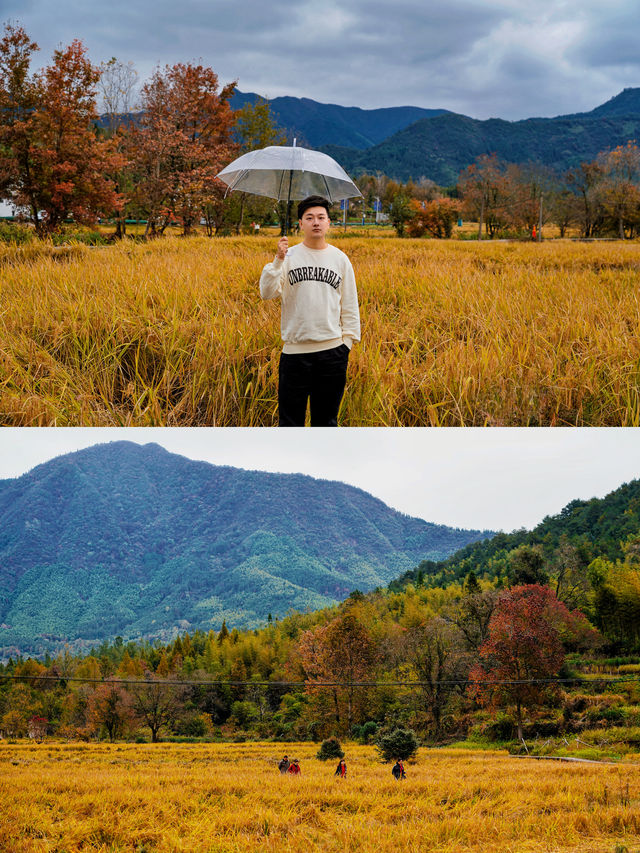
[516,700,523,743]
[478,194,485,240]
[114,211,127,239]
[236,194,246,235]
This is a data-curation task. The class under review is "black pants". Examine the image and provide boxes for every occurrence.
[278,344,350,427]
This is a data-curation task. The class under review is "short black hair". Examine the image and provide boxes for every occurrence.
[297,195,330,219]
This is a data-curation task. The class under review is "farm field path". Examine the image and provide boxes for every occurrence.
[1,741,639,852]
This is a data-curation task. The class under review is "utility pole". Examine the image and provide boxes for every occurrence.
[537,193,543,242]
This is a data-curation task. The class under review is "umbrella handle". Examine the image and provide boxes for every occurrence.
[284,168,294,236]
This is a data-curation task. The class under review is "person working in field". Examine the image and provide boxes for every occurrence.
[392,759,406,780]
[278,755,290,773]
[334,758,347,778]
[287,758,301,775]
[259,195,361,427]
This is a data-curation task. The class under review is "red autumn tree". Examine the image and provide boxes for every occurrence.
[0,23,40,223]
[468,585,578,741]
[130,62,237,236]
[598,141,640,239]
[0,25,123,232]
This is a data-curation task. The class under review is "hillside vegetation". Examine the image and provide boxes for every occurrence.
[331,113,640,184]
[394,478,640,652]
[3,476,640,757]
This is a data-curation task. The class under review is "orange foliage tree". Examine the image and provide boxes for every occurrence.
[130,62,238,236]
[458,153,509,238]
[86,680,135,741]
[598,142,640,239]
[0,23,41,224]
[406,197,461,238]
[297,608,377,734]
[0,24,123,233]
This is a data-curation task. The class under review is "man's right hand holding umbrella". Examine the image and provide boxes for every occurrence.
[276,236,288,261]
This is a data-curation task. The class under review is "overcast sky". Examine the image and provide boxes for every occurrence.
[1,428,639,533]
[2,0,638,120]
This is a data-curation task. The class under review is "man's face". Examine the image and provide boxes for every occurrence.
[299,206,330,240]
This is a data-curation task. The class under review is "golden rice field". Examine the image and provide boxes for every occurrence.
[1,236,640,426]
[1,741,639,852]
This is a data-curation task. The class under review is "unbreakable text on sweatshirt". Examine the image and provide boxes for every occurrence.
[287,266,342,290]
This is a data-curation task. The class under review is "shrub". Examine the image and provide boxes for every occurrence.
[360,721,378,744]
[479,712,515,742]
[173,713,212,737]
[230,701,259,729]
[375,728,419,762]
[51,227,108,246]
[316,737,344,761]
[0,221,33,245]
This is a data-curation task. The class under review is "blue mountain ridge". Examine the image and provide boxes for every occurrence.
[0,441,492,656]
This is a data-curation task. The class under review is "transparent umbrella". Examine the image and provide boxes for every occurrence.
[216,139,362,233]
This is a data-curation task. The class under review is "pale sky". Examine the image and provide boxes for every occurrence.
[0,428,638,533]
[1,0,638,120]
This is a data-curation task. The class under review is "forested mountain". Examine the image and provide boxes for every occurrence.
[229,90,451,149]
[230,87,640,184]
[0,442,490,656]
[559,86,640,119]
[108,88,640,185]
[328,110,640,185]
[392,478,640,591]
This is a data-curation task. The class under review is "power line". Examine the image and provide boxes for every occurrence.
[1,673,638,688]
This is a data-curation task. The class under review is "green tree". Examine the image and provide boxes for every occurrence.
[404,616,468,740]
[389,190,412,236]
[375,727,419,762]
[230,98,286,234]
[508,545,548,586]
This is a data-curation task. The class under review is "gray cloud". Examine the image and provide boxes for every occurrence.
[0,0,638,119]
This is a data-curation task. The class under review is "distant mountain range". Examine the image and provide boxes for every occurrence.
[0,442,491,657]
[231,87,640,185]
[230,91,451,150]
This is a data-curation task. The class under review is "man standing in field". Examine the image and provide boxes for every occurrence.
[278,755,290,773]
[259,195,360,427]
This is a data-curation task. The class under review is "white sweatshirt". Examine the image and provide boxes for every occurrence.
[259,242,361,354]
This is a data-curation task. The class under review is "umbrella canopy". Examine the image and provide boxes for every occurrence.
[216,143,362,204]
